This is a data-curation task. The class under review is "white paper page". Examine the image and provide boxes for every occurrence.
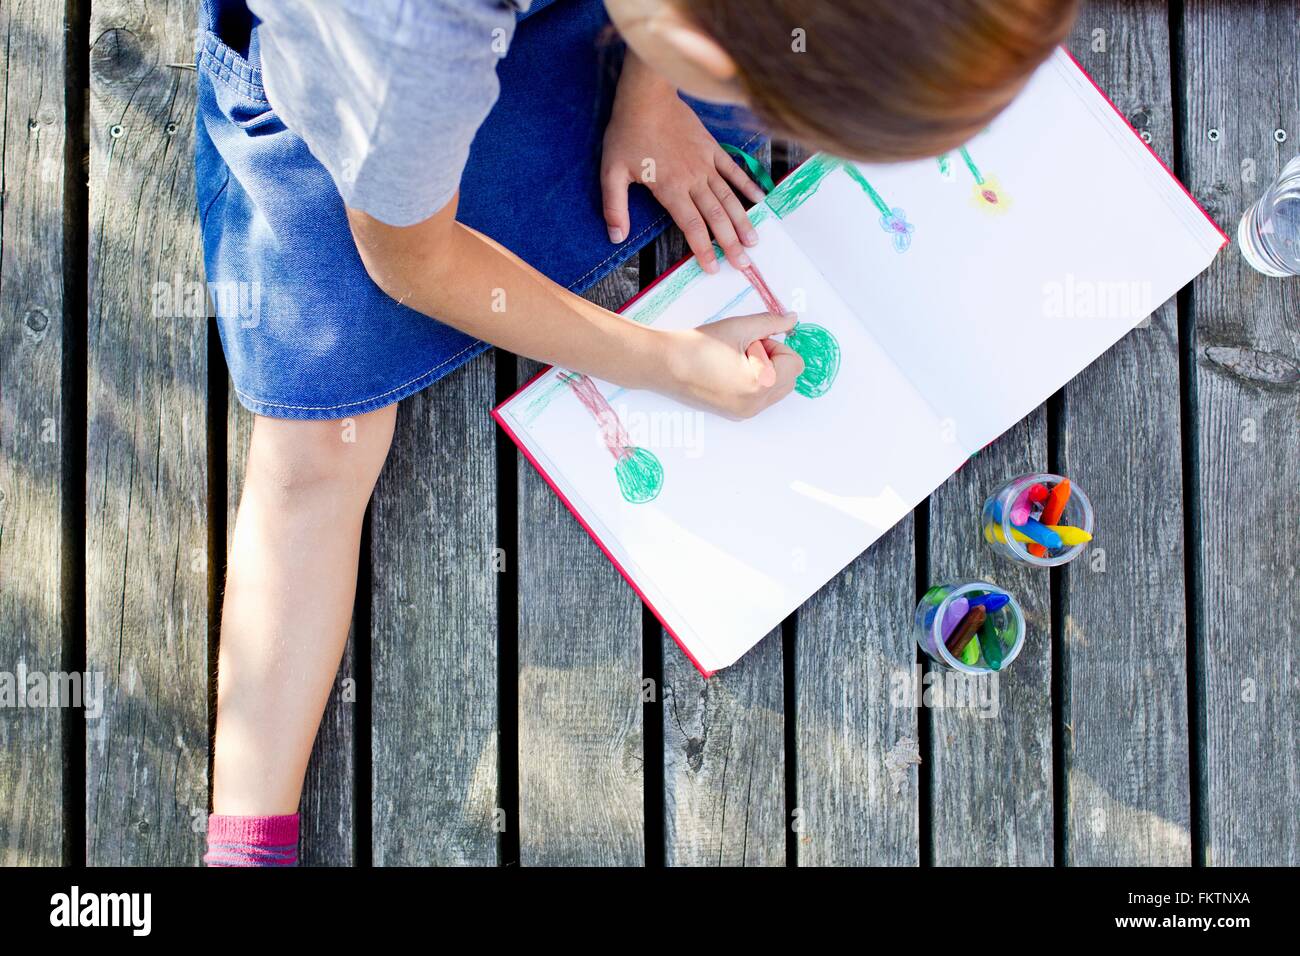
[774,50,1224,451]
[501,216,966,671]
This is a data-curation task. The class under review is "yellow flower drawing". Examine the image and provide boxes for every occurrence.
[970,175,1011,214]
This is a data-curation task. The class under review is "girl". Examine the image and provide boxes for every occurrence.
[197,0,1078,865]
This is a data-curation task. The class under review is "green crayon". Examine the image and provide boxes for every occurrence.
[978,617,1004,671]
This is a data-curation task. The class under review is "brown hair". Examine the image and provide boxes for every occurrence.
[684,0,1081,162]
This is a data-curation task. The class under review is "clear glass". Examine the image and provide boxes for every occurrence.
[914,581,1026,674]
[981,472,1094,568]
[1238,156,1300,277]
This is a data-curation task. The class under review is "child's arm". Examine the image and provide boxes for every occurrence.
[347,198,804,420]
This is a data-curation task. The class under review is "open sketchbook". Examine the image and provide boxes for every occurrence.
[494,49,1227,676]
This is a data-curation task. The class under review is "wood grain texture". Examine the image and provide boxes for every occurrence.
[516,261,646,865]
[86,0,209,864]
[226,401,355,865]
[663,628,785,865]
[652,207,786,867]
[0,0,71,866]
[1058,4,1192,866]
[369,356,498,865]
[927,415,1054,866]
[1182,0,1299,866]
[795,521,920,866]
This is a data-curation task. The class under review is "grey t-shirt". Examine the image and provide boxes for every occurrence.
[250,0,531,226]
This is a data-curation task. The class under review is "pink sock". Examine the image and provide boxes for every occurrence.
[203,813,299,867]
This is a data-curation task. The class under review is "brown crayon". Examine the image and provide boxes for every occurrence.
[944,605,987,657]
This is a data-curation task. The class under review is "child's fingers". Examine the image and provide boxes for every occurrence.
[766,340,806,392]
[662,191,721,274]
[709,175,759,248]
[716,146,768,205]
[720,309,797,343]
[688,182,748,270]
[745,339,776,388]
[600,165,632,244]
[701,311,798,361]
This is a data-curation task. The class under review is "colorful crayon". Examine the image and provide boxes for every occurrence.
[940,597,970,639]
[977,617,1004,670]
[1014,517,1063,550]
[968,592,1011,612]
[1046,524,1092,546]
[945,605,986,657]
[1029,478,1072,558]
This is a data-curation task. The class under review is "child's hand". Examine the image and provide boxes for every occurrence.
[602,53,767,274]
[657,311,804,420]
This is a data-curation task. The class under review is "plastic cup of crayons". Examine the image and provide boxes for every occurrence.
[914,582,1025,674]
[981,473,1094,568]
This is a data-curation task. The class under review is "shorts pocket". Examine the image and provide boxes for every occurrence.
[197,29,274,128]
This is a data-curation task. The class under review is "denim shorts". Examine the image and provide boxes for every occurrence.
[195,0,765,420]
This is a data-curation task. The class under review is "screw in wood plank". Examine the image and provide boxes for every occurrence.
[1127,110,1154,146]
[1275,129,1288,144]
[28,118,39,131]
[1207,128,1220,142]
[110,124,124,138]
[166,122,178,135]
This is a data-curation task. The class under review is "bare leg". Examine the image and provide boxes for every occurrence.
[213,404,396,814]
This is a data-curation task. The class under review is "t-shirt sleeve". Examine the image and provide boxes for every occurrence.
[249,0,525,226]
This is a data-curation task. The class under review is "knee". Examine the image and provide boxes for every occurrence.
[245,405,396,507]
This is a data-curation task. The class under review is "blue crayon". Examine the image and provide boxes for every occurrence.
[1015,518,1062,549]
[968,592,1010,612]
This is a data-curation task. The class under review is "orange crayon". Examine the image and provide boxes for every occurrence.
[1029,478,1072,557]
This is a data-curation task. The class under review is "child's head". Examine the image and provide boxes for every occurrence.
[606,0,1080,161]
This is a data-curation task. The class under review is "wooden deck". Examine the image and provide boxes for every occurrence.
[2,1,1297,866]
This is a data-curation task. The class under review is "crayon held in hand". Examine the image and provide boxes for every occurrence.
[944,605,986,657]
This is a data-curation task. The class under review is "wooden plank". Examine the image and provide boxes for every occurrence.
[927,415,1054,866]
[1055,3,1192,867]
[0,0,71,867]
[86,0,209,865]
[1182,0,1300,866]
[226,402,355,865]
[662,630,785,865]
[516,261,646,865]
[796,522,921,865]
[369,356,498,865]
[651,208,786,867]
